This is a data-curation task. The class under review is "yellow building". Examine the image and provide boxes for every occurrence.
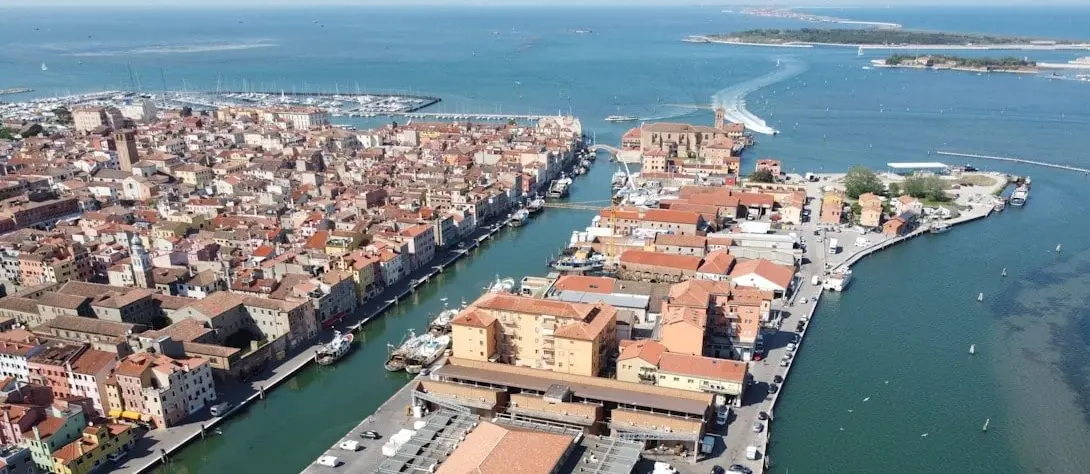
[450,293,618,377]
[172,163,214,187]
[325,231,364,257]
[51,424,136,474]
[617,339,748,407]
[335,250,380,300]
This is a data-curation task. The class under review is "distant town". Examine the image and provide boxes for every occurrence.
[0,89,1014,474]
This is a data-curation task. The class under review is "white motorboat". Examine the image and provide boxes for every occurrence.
[604,115,638,122]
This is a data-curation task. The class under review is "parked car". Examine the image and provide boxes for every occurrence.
[773,375,783,384]
[728,464,752,474]
[757,411,769,420]
[752,422,763,433]
[360,430,381,439]
[108,450,127,463]
[769,384,778,394]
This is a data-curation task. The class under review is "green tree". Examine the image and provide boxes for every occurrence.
[903,175,950,202]
[0,128,15,140]
[52,106,73,125]
[843,166,884,199]
[750,169,775,183]
[887,182,901,196]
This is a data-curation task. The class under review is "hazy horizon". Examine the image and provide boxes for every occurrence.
[1,0,1087,7]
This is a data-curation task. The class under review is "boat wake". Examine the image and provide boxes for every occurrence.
[66,40,278,57]
[712,57,808,135]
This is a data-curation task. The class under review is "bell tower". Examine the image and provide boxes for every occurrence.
[130,234,153,289]
[714,106,726,130]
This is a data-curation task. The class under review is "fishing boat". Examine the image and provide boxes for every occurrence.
[823,268,852,292]
[611,171,628,191]
[428,307,459,335]
[929,223,949,234]
[1009,185,1029,206]
[316,331,354,366]
[40,62,48,71]
[384,330,425,372]
[405,335,451,374]
[977,292,984,302]
[1001,268,1007,277]
[1056,243,1063,253]
[604,115,638,122]
[969,344,976,355]
[550,253,606,272]
[509,208,531,227]
[546,177,573,198]
[527,197,545,214]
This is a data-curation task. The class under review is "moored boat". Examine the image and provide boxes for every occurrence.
[1010,185,1029,206]
[316,331,354,366]
[384,330,426,372]
[509,208,530,227]
[527,198,545,214]
[405,335,451,374]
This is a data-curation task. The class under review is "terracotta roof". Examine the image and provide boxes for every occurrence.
[435,421,572,474]
[654,233,707,249]
[146,318,211,342]
[553,303,616,341]
[619,250,702,271]
[451,308,496,328]
[643,208,701,226]
[729,259,795,290]
[618,339,666,364]
[36,292,89,310]
[661,304,707,330]
[472,293,596,321]
[552,275,616,294]
[39,315,140,337]
[0,296,41,315]
[28,415,67,440]
[183,291,244,318]
[697,250,736,275]
[659,352,747,383]
[69,349,117,375]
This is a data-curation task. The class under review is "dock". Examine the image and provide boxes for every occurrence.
[300,377,422,473]
[936,150,1090,174]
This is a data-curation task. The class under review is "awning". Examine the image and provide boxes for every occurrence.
[108,409,123,418]
[121,411,142,421]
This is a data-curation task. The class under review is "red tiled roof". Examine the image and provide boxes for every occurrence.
[619,250,702,271]
[659,352,747,383]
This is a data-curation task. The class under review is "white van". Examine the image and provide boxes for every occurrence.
[746,445,759,460]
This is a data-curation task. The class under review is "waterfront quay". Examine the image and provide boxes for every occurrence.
[300,161,1011,474]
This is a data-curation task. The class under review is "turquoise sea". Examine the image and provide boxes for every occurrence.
[2,5,1090,473]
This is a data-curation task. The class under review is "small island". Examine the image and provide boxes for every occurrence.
[696,28,1090,50]
[877,54,1039,73]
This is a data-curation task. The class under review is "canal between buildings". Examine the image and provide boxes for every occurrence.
[150,152,619,474]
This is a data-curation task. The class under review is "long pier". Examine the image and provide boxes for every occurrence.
[937,150,1090,174]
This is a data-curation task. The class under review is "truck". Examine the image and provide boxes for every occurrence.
[828,238,839,254]
[746,445,759,460]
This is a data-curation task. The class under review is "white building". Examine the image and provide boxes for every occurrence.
[68,349,118,415]
[0,340,45,382]
[276,108,329,130]
[119,99,158,123]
